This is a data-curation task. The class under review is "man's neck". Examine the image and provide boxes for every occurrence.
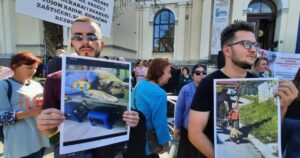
[221,65,248,78]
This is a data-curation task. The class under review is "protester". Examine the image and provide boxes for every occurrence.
[47,48,65,75]
[0,52,50,158]
[253,57,272,77]
[134,59,146,83]
[162,60,181,94]
[133,58,171,157]
[177,67,192,92]
[188,21,298,158]
[282,67,300,158]
[174,64,206,158]
[36,17,139,158]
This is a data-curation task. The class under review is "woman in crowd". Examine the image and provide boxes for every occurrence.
[174,64,207,158]
[133,58,171,157]
[282,67,300,158]
[0,52,50,158]
[134,59,146,83]
[177,67,192,92]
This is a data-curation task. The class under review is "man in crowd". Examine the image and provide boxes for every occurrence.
[36,17,139,157]
[47,48,65,75]
[188,21,298,158]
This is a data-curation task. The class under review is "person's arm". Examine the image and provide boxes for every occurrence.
[276,80,298,120]
[122,111,139,127]
[36,108,65,136]
[173,87,186,140]
[188,110,214,158]
[152,94,170,153]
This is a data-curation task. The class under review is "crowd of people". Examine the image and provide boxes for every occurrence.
[0,17,299,158]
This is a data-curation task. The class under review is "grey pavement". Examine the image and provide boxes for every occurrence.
[216,126,264,158]
[0,142,172,158]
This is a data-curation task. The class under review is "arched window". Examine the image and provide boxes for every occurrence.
[153,9,175,52]
[248,0,276,14]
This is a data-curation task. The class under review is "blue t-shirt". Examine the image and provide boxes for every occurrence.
[133,80,171,155]
[0,79,50,158]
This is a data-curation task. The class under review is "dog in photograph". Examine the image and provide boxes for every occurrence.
[225,126,243,144]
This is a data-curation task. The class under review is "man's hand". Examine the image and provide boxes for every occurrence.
[122,111,139,127]
[277,80,298,119]
[36,108,65,136]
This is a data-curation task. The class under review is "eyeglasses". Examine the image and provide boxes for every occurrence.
[195,71,207,75]
[227,40,260,51]
[71,33,100,41]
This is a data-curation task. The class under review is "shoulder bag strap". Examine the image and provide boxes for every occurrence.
[4,79,13,109]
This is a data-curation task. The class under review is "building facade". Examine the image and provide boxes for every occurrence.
[0,0,299,64]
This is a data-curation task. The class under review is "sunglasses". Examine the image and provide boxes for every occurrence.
[71,33,100,41]
[227,40,260,51]
[195,71,206,75]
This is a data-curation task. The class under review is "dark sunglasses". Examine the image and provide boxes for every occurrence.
[227,40,260,51]
[195,71,206,75]
[71,33,100,41]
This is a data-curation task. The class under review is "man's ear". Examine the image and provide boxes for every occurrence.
[222,45,231,57]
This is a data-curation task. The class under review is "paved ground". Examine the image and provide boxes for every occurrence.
[0,142,173,158]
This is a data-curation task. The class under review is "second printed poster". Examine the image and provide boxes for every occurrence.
[60,55,131,154]
[214,78,281,158]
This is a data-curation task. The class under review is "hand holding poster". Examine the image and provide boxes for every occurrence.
[60,55,131,154]
[214,78,281,158]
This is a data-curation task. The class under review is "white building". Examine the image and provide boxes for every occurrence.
[0,0,299,63]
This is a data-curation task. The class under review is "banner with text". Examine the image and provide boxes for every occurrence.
[210,0,230,55]
[258,49,300,80]
[16,0,114,38]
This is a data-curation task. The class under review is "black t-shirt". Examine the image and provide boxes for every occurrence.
[190,70,256,146]
[285,99,300,120]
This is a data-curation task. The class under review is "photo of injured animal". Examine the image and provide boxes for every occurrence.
[60,55,131,154]
[214,78,281,158]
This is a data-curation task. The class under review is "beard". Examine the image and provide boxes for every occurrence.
[232,59,252,69]
[231,50,253,69]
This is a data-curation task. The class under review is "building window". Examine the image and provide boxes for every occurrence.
[248,0,276,14]
[153,9,175,52]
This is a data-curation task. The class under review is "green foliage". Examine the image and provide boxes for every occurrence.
[239,99,278,143]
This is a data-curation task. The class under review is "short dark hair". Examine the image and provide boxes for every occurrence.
[221,21,255,48]
[191,64,206,74]
[146,58,170,84]
[10,51,42,70]
[182,67,189,74]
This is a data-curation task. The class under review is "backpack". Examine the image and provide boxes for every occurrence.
[0,79,12,142]
[123,109,147,158]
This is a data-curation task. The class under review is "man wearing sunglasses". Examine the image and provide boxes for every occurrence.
[188,21,298,158]
[36,17,139,158]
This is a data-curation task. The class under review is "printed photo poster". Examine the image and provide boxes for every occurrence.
[258,49,300,80]
[214,78,281,158]
[60,55,131,154]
